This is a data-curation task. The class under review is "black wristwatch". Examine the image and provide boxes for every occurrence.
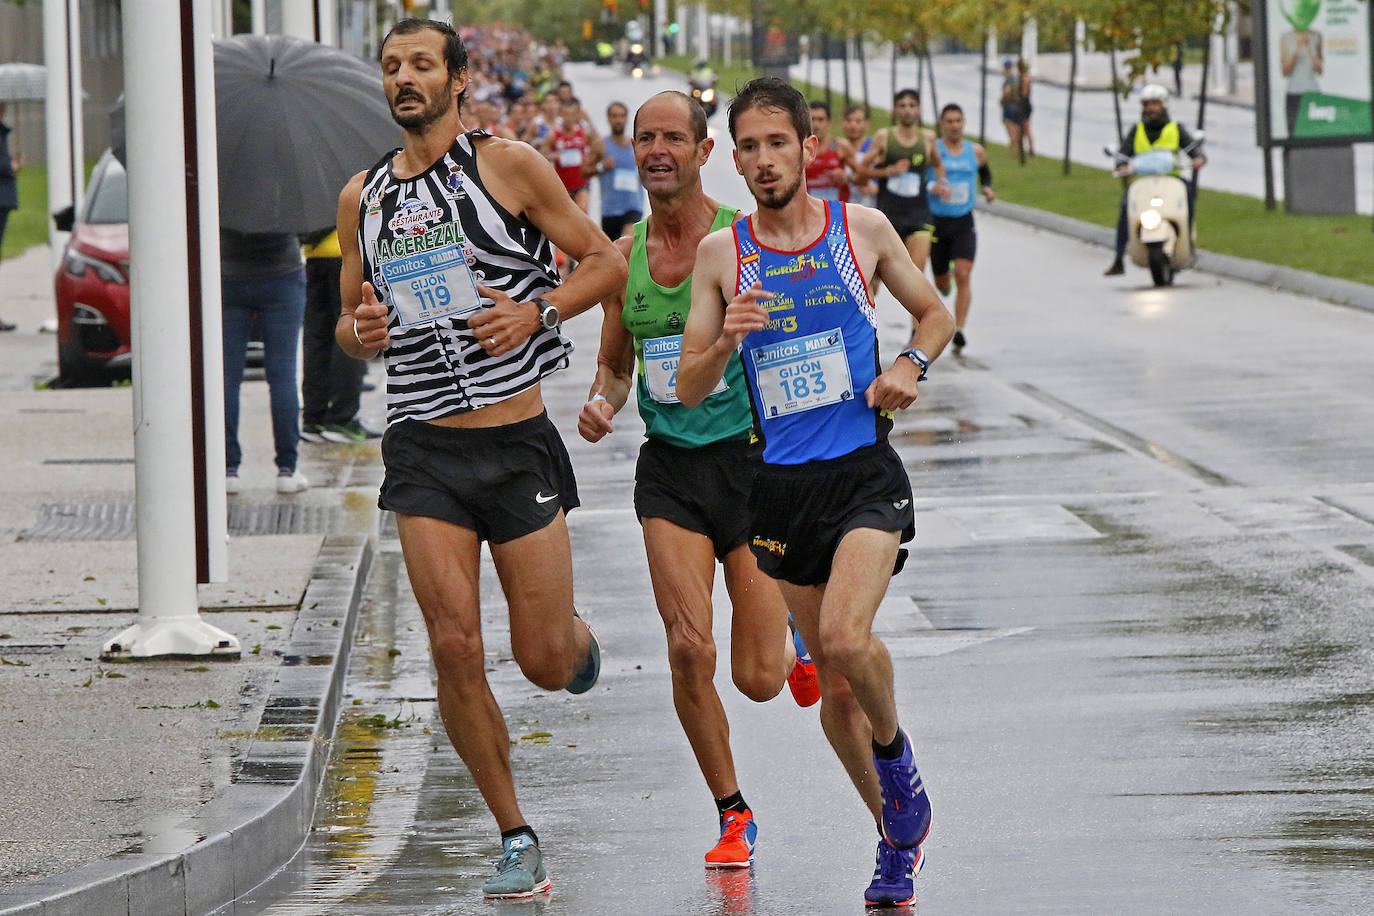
[899,347,931,381]
[533,297,559,330]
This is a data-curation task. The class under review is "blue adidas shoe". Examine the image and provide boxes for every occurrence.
[865,839,923,907]
[872,729,931,850]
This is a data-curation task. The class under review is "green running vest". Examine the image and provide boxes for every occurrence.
[622,206,750,448]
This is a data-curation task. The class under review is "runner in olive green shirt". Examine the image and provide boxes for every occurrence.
[579,91,817,870]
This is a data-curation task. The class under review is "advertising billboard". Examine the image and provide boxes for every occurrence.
[1256,0,1374,146]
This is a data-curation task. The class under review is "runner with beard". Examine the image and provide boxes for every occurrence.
[578,90,819,871]
[336,18,626,902]
[863,89,943,279]
[678,77,954,909]
[841,104,878,208]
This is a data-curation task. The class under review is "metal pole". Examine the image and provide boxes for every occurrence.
[1263,146,1276,210]
[42,0,84,271]
[104,0,239,660]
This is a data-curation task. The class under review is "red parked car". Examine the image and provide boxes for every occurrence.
[53,149,265,386]
[54,149,130,385]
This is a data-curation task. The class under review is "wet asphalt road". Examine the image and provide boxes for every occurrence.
[239,66,1374,914]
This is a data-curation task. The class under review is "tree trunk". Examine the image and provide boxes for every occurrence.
[978,27,988,143]
[1109,45,1123,144]
[841,32,850,107]
[1063,24,1078,176]
[924,44,938,116]
[858,34,869,114]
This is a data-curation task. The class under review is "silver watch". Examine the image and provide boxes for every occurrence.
[533,297,559,330]
[900,348,931,380]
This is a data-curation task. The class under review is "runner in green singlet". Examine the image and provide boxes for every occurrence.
[578,90,818,871]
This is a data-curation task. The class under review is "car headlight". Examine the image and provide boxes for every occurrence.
[63,248,127,284]
[1140,209,1162,231]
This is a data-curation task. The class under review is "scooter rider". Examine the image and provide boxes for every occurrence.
[1104,84,1205,277]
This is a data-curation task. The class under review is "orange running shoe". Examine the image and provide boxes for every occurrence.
[786,617,820,707]
[704,808,757,869]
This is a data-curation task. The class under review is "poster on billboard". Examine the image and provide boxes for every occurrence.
[1256,0,1374,146]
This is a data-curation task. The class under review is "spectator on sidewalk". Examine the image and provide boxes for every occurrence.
[0,103,19,332]
[300,228,378,443]
[221,228,308,494]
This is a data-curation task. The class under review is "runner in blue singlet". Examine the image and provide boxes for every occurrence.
[926,103,994,353]
[678,78,955,909]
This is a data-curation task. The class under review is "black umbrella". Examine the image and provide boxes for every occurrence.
[112,35,400,235]
[214,34,399,234]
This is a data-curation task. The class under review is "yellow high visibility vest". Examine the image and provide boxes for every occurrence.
[1132,121,1181,175]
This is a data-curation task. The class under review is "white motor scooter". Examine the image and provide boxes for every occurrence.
[1104,134,1204,287]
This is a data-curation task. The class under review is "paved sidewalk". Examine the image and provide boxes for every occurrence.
[0,245,383,915]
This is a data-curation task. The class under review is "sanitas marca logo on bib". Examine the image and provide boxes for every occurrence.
[388,199,445,237]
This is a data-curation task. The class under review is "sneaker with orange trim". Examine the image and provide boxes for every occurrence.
[786,617,820,707]
[704,808,757,869]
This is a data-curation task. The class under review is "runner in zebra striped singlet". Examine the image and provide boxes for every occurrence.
[335,18,627,903]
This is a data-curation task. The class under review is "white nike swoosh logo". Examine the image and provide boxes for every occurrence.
[535,492,558,504]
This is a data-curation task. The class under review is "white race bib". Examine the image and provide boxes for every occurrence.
[944,181,970,205]
[378,231,481,328]
[612,167,640,192]
[643,334,727,404]
[751,329,853,419]
[558,147,584,168]
[888,171,923,198]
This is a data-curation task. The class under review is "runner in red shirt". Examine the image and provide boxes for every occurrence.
[804,101,857,203]
[542,96,602,213]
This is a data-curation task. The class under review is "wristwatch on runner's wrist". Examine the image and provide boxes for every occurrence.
[532,297,559,330]
[899,348,931,380]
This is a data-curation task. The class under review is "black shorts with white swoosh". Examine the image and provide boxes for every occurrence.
[747,442,915,587]
[378,411,580,543]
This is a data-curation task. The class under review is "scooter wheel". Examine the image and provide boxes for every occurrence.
[1146,242,1174,287]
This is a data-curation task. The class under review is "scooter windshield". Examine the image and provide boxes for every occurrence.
[1132,150,1176,175]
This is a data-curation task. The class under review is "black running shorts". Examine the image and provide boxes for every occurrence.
[378,412,579,543]
[601,210,642,240]
[930,213,977,275]
[634,437,758,560]
[748,442,915,587]
[879,198,934,240]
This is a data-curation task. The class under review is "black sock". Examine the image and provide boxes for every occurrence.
[501,825,539,847]
[872,729,906,761]
[715,791,749,818]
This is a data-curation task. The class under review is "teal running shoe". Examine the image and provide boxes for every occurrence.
[481,834,550,899]
[565,615,600,695]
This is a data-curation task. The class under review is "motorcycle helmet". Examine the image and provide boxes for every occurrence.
[1140,84,1170,104]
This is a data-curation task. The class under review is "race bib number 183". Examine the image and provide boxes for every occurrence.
[751,328,853,418]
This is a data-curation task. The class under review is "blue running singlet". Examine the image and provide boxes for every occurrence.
[732,200,888,465]
[928,138,978,219]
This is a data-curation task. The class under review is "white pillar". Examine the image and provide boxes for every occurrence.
[722,16,732,67]
[1020,17,1037,73]
[317,0,338,45]
[281,0,314,40]
[104,0,238,660]
[986,26,998,66]
[43,0,84,270]
[251,0,266,35]
[696,4,709,60]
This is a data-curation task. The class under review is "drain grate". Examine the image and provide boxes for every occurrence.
[19,501,344,541]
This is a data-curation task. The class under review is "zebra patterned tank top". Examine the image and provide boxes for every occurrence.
[358,130,573,424]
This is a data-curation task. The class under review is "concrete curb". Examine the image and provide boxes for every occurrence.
[990,199,1374,314]
[0,533,375,916]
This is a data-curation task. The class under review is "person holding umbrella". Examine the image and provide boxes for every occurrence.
[337,19,626,901]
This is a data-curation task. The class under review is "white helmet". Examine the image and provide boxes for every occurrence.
[1140,84,1170,104]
